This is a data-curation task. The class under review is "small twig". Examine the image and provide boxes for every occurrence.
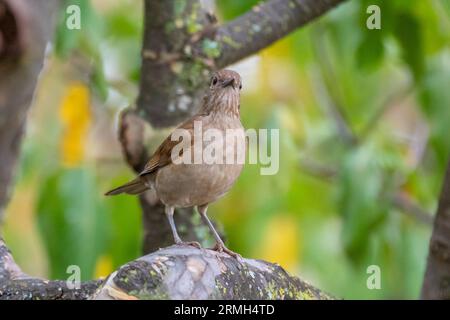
[299,159,433,225]
[360,83,415,139]
[392,192,434,226]
[299,158,338,181]
[311,69,357,145]
[310,24,357,146]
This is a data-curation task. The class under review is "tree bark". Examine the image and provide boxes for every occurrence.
[93,246,332,300]
[0,0,56,219]
[215,0,346,68]
[421,160,450,299]
[0,238,331,300]
[0,238,102,300]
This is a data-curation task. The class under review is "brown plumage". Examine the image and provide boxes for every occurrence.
[106,69,245,258]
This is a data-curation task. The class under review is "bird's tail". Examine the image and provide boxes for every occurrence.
[105,177,149,196]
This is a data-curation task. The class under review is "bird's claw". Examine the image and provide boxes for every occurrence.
[175,240,202,249]
[211,243,243,260]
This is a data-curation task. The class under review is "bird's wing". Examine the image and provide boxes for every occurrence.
[139,115,200,176]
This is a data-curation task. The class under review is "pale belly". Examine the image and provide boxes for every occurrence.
[155,162,243,207]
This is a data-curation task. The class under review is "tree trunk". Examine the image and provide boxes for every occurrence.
[0,0,56,218]
[421,160,450,299]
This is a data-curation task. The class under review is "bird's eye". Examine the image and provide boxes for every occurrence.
[211,77,218,86]
[239,83,242,90]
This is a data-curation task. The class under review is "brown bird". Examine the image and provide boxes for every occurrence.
[106,69,245,258]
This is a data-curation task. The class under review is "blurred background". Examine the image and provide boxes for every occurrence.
[3,0,450,299]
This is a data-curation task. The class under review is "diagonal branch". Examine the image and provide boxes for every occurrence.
[215,0,348,68]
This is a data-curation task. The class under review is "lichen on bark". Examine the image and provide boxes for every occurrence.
[91,246,332,300]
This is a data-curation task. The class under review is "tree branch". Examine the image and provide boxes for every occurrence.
[92,246,332,300]
[215,0,348,68]
[137,0,214,127]
[1,238,331,300]
[134,0,349,127]
[392,192,433,226]
[421,160,450,299]
[0,238,102,300]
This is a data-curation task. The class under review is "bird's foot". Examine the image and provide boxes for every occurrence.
[211,242,243,261]
[175,240,202,249]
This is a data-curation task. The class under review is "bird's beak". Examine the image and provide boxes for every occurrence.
[221,78,235,88]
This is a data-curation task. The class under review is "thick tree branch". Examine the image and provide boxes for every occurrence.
[0,238,101,300]
[93,246,332,300]
[1,238,330,300]
[137,0,214,127]
[135,0,349,127]
[215,0,348,68]
[421,160,450,299]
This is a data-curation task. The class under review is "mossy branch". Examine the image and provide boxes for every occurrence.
[0,238,331,300]
[93,246,332,300]
[215,0,348,68]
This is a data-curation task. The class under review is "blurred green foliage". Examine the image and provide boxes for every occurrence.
[4,0,450,299]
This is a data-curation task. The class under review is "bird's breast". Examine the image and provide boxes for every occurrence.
[155,118,245,207]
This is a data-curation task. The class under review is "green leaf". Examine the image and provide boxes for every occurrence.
[104,12,141,39]
[393,12,425,81]
[356,33,384,70]
[54,0,97,57]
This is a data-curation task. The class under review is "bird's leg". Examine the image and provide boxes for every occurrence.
[197,205,242,260]
[165,206,201,248]
[165,206,182,243]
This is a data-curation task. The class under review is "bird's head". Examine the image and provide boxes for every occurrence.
[209,69,242,92]
[204,69,242,117]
